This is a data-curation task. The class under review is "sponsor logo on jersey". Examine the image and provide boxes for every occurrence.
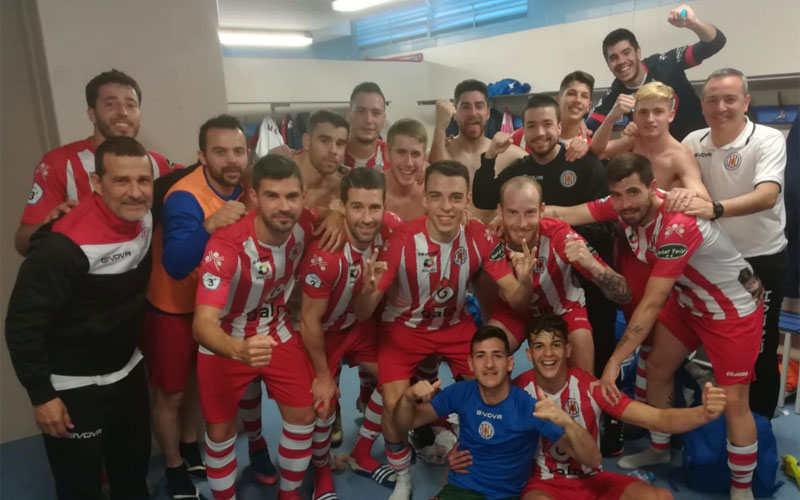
[288,242,304,261]
[489,242,505,261]
[695,152,712,158]
[655,243,688,259]
[564,398,581,418]
[533,257,547,274]
[422,256,437,273]
[560,170,577,188]
[305,273,322,288]
[726,371,749,378]
[101,251,132,265]
[432,285,455,304]
[475,410,503,420]
[478,421,495,440]
[205,250,224,270]
[349,265,362,282]
[202,272,221,290]
[255,260,273,279]
[67,428,103,439]
[453,247,468,266]
[27,182,43,205]
[723,152,742,170]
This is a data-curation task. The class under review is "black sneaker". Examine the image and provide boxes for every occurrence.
[165,463,207,500]
[179,441,207,480]
[249,447,278,485]
[600,416,624,457]
[331,409,343,449]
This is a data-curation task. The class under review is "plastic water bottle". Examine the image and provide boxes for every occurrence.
[628,469,655,484]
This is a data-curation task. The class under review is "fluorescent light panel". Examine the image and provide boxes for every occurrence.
[218,29,313,47]
[332,0,395,13]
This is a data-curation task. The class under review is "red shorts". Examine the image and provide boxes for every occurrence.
[522,472,639,500]
[378,320,475,385]
[489,301,592,345]
[142,309,196,393]
[658,296,763,386]
[197,335,313,423]
[325,318,378,376]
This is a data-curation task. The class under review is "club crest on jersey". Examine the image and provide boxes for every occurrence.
[564,399,581,418]
[305,273,322,289]
[433,285,455,304]
[533,257,547,274]
[655,243,688,260]
[204,250,224,270]
[454,247,468,266]
[664,223,685,238]
[723,152,742,170]
[559,170,577,188]
[35,162,49,179]
[27,182,43,205]
[422,256,437,273]
[489,242,505,261]
[349,265,362,283]
[309,254,328,271]
[254,260,273,279]
[202,272,221,290]
[288,242,304,262]
[478,421,495,440]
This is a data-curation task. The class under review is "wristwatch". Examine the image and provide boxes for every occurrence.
[711,201,724,220]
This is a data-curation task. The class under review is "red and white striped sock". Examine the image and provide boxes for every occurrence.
[634,345,651,403]
[650,430,671,452]
[312,414,336,495]
[205,434,238,500]
[358,367,377,410]
[385,441,412,474]
[278,421,313,499]
[728,440,758,490]
[239,380,266,453]
[351,388,383,472]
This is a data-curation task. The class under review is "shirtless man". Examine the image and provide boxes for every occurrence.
[385,118,427,221]
[589,82,709,200]
[292,110,350,210]
[344,82,390,171]
[429,79,526,223]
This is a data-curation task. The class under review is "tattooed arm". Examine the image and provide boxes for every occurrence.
[564,239,631,304]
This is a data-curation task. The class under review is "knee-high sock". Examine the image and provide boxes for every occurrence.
[205,434,237,500]
[239,380,266,453]
[634,345,651,403]
[728,440,758,490]
[278,422,313,498]
[352,388,383,471]
[358,367,378,409]
[312,414,336,495]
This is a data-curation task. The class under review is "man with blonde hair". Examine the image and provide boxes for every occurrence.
[385,119,427,221]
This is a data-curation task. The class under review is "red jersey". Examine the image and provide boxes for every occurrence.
[587,197,759,319]
[513,368,633,479]
[378,218,512,331]
[497,218,603,316]
[343,139,390,172]
[299,212,402,332]
[22,138,178,224]
[195,209,317,349]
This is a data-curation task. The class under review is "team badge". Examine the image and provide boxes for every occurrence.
[723,152,742,170]
[664,223,685,238]
[202,272,221,290]
[288,242,304,261]
[27,182,43,205]
[35,162,49,179]
[453,247,468,266]
[559,170,577,188]
[204,250,224,270]
[349,265,362,282]
[255,260,273,279]
[478,421,495,440]
[564,399,581,418]
[533,257,547,274]
[305,273,322,289]
[309,254,328,271]
[422,256,437,273]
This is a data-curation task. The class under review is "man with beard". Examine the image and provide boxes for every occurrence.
[344,82,390,171]
[385,119,427,221]
[551,153,764,500]
[15,69,179,255]
[6,137,155,500]
[510,71,595,161]
[586,4,725,141]
[295,110,350,210]
[429,79,526,223]
[145,115,249,499]
[355,161,536,500]
[194,155,339,500]
[299,168,401,489]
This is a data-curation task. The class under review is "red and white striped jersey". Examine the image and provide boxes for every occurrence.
[342,139,390,172]
[299,212,402,332]
[587,197,759,319]
[378,217,512,331]
[495,218,603,317]
[513,368,632,479]
[22,138,178,224]
[195,209,317,351]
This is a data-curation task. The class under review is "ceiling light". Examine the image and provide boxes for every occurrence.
[331,0,395,13]
[218,29,313,48]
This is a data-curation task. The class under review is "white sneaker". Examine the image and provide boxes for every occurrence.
[387,469,412,500]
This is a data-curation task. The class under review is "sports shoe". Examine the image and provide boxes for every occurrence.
[348,458,396,488]
[249,447,278,485]
[388,469,412,500]
[601,417,624,457]
[165,463,207,500]
[179,441,207,479]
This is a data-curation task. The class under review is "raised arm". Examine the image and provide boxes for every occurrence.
[394,380,442,433]
[620,381,726,433]
[589,94,636,158]
[428,100,456,163]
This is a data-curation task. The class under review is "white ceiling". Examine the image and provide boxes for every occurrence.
[217,0,421,42]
